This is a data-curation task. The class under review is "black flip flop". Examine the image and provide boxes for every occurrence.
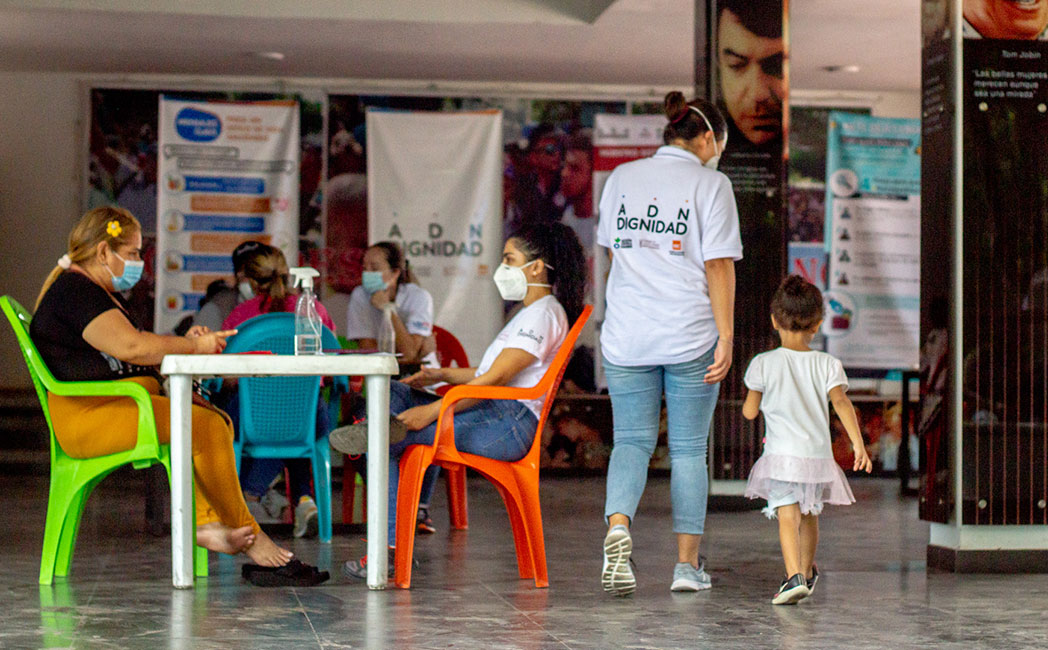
[242,560,330,587]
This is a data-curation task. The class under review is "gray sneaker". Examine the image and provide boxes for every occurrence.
[246,496,280,524]
[670,558,712,592]
[329,418,408,455]
[601,524,636,596]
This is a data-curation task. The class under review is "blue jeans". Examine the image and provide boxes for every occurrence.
[603,344,720,535]
[385,381,536,541]
[218,386,330,502]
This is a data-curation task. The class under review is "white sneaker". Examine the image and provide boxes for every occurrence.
[601,524,636,596]
[670,558,712,592]
[293,496,319,538]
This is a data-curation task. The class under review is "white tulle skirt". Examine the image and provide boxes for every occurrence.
[744,453,855,518]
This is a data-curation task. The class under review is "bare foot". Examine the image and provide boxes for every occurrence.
[244,530,294,567]
[196,522,255,555]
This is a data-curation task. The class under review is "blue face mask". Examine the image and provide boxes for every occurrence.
[361,271,388,294]
[108,251,144,291]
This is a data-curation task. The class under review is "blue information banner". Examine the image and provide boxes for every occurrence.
[184,176,265,194]
[182,214,266,233]
[824,113,921,247]
[181,255,234,273]
[823,112,921,370]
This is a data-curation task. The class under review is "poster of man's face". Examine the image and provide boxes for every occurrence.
[715,0,785,148]
[963,0,1048,39]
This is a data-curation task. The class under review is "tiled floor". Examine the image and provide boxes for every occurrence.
[3,471,1048,649]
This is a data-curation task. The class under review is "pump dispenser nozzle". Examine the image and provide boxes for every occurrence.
[289,267,320,290]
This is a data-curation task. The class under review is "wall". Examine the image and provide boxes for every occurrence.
[792,89,921,119]
[0,72,82,389]
[0,70,921,388]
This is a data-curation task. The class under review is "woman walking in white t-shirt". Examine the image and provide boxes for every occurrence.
[741,276,872,604]
[598,91,742,595]
[333,223,586,579]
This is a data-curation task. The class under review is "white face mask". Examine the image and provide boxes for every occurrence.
[493,259,551,302]
[238,280,254,300]
[687,106,726,170]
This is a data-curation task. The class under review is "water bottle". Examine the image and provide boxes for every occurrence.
[378,304,396,355]
[289,267,322,355]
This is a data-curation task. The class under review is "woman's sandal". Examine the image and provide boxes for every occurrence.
[242,560,330,587]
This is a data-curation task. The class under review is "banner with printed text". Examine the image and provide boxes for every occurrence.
[367,110,503,362]
[824,112,921,369]
[156,97,299,334]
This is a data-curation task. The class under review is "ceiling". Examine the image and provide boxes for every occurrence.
[0,0,920,92]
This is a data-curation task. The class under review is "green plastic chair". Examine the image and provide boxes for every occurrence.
[1,296,207,585]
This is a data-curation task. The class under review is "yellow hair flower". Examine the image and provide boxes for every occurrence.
[106,220,122,238]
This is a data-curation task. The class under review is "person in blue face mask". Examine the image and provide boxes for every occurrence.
[30,206,294,569]
[345,241,437,366]
[189,240,267,334]
[344,241,441,532]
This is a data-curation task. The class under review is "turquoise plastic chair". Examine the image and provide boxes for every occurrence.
[1,295,207,585]
[224,312,345,542]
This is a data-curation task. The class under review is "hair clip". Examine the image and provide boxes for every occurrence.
[106,220,122,238]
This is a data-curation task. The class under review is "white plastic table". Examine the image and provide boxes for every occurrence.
[160,353,399,589]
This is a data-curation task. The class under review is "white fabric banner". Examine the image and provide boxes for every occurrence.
[156,97,299,334]
[367,110,503,362]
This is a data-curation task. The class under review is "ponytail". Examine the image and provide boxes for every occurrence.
[36,206,140,310]
[510,222,586,323]
[242,245,290,313]
[662,91,727,146]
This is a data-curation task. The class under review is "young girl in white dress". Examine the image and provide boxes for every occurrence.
[742,276,872,605]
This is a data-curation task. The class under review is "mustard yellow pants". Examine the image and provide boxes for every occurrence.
[47,376,258,535]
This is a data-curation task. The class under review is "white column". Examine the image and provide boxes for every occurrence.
[168,374,195,588]
[365,373,391,589]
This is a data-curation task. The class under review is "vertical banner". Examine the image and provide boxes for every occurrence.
[823,112,921,369]
[367,110,503,362]
[960,17,1048,525]
[918,0,955,524]
[156,97,299,334]
[591,114,666,388]
[708,0,789,482]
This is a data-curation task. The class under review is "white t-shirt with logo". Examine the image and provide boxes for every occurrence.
[597,145,743,366]
[345,282,438,367]
[743,348,849,459]
[475,295,568,418]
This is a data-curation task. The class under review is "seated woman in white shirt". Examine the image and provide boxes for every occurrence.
[345,242,437,366]
[342,241,440,532]
[332,223,586,579]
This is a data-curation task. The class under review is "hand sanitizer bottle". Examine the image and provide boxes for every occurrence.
[289,267,322,355]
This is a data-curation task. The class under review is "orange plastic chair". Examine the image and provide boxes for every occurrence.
[392,305,592,589]
[343,325,473,525]
[430,325,471,525]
